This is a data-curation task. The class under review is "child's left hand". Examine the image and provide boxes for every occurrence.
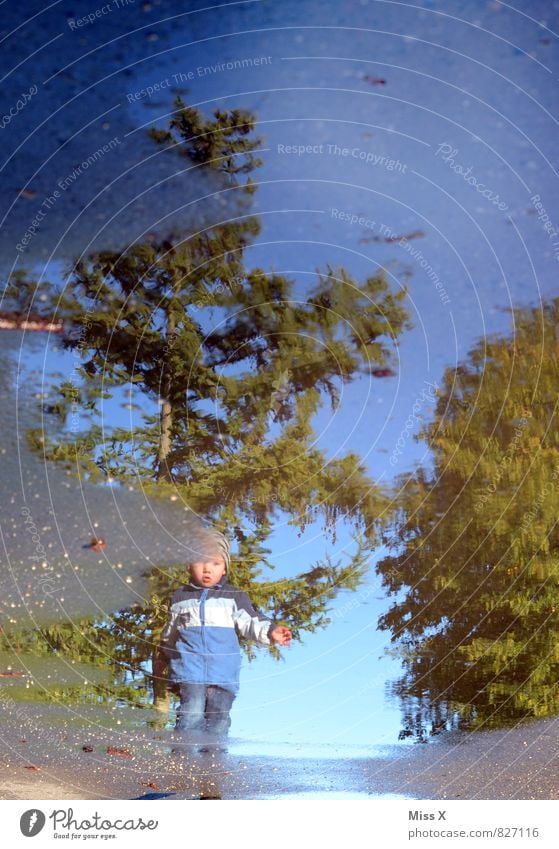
[270,626,292,646]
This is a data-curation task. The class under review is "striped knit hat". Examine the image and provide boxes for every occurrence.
[213,531,231,573]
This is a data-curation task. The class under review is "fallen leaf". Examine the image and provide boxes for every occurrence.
[140,781,159,790]
[82,745,94,752]
[106,746,132,758]
[384,230,425,243]
[24,765,40,771]
[371,368,396,378]
[360,229,425,245]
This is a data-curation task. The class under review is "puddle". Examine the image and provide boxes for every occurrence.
[260,791,412,800]
[1,0,559,780]
[225,738,409,761]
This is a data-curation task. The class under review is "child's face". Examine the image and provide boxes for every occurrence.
[190,554,227,587]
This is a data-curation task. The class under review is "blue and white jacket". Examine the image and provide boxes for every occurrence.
[160,579,275,694]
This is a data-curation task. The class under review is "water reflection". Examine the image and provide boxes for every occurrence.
[377,300,559,740]
[1,80,414,763]
[2,0,558,766]
[259,791,411,800]
[3,297,559,745]
[0,4,245,271]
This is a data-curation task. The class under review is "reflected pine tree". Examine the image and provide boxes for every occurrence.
[3,99,410,704]
[378,300,559,740]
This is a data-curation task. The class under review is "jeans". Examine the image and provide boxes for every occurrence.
[175,683,235,738]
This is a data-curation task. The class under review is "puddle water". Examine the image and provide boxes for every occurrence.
[260,791,411,800]
[1,1,559,787]
[224,738,410,761]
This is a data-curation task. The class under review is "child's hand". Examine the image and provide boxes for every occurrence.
[270,626,292,646]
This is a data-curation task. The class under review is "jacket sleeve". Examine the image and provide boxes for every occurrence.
[160,602,180,660]
[234,592,275,645]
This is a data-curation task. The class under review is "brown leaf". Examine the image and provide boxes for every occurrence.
[82,745,94,752]
[371,368,396,378]
[140,781,159,790]
[106,746,132,758]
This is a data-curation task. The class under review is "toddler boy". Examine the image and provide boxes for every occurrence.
[161,534,291,740]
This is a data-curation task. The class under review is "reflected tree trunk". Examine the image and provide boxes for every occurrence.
[156,279,177,482]
[151,644,170,710]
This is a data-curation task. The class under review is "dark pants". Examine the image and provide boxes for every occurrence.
[176,683,235,737]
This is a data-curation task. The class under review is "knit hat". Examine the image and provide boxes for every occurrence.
[189,530,231,572]
[213,531,231,573]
